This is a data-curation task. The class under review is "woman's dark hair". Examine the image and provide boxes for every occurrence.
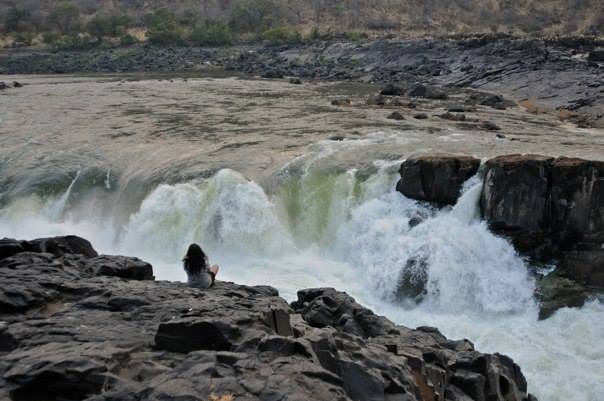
[183,243,208,275]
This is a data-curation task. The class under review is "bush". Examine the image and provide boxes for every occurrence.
[87,14,131,41]
[262,26,302,45]
[230,0,285,33]
[145,8,186,45]
[48,1,81,35]
[51,33,96,51]
[12,32,35,47]
[120,33,138,46]
[190,22,233,46]
[4,6,32,33]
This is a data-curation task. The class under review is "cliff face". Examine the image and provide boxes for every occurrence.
[0,236,535,401]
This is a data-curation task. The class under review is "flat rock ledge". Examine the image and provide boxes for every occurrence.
[0,236,536,401]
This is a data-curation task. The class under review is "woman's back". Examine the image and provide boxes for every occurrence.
[183,243,219,289]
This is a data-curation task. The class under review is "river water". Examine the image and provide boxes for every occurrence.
[1,75,603,401]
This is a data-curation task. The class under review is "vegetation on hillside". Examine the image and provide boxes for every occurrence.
[0,0,603,49]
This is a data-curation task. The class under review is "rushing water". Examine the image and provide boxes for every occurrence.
[0,135,603,401]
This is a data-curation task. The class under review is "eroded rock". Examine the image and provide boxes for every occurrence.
[397,155,481,205]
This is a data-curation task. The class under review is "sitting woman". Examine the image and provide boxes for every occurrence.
[183,243,219,289]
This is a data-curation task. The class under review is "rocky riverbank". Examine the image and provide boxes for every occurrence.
[0,235,536,401]
[396,154,604,319]
[1,35,603,127]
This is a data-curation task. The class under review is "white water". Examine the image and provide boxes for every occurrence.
[0,137,603,401]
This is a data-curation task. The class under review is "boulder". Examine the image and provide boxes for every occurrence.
[155,318,241,352]
[480,154,554,259]
[468,92,515,110]
[587,49,604,62]
[332,98,351,106]
[413,113,428,119]
[387,111,406,120]
[85,255,154,280]
[408,84,448,100]
[25,235,98,258]
[291,288,397,338]
[397,155,481,205]
[380,83,406,96]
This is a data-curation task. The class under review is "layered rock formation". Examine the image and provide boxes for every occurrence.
[0,236,535,401]
[396,153,604,318]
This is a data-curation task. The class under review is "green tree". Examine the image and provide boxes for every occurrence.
[145,9,185,45]
[230,0,284,33]
[189,21,233,46]
[3,6,32,33]
[48,1,81,34]
[86,15,111,41]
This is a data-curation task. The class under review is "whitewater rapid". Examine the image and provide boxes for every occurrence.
[0,136,603,401]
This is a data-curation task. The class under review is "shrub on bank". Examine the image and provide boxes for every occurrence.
[262,26,302,45]
[189,22,233,46]
[145,9,186,46]
[120,33,138,46]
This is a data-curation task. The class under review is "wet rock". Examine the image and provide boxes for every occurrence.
[408,84,449,100]
[481,154,554,259]
[0,81,8,90]
[550,157,604,251]
[397,155,481,205]
[85,255,154,280]
[12,81,23,88]
[289,77,302,84]
[397,258,428,301]
[559,250,604,287]
[413,113,428,119]
[331,97,351,106]
[536,273,588,319]
[367,94,386,106]
[380,83,406,96]
[387,111,406,120]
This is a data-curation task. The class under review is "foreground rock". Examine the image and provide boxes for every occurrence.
[0,236,536,401]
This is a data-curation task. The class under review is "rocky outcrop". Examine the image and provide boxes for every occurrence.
[480,155,554,259]
[480,155,604,263]
[397,155,481,205]
[0,236,536,401]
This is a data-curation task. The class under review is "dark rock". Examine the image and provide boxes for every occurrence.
[397,258,428,301]
[292,288,396,338]
[469,92,515,110]
[438,112,466,121]
[397,155,481,205]
[367,94,386,106]
[380,83,406,96]
[332,98,351,106]
[0,238,25,259]
[155,318,240,352]
[0,82,7,90]
[85,255,154,280]
[536,273,588,319]
[0,237,535,401]
[587,49,604,62]
[448,106,476,113]
[559,250,604,287]
[550,157,604,251]
[12,81,23,88]
[408,84,449,100]
[481,121,501,131]
[414,113,428,119]
[25,235,98,258]
[289,77,302,84]
[387,111,406,120]
[481,154,554,259]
